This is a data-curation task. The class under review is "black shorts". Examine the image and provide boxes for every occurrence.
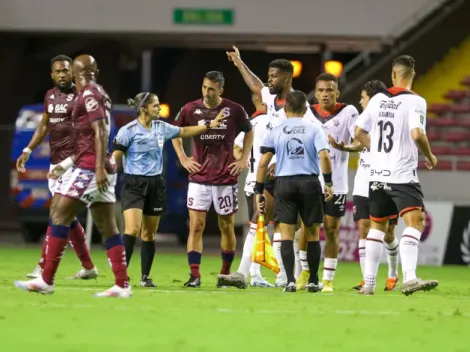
[265,178,275,197]
[121,174,166,216]
[274,175,323,227]
[324,194,347,218]
[245,193,255,221]
[368,182,424,221]
[353,195,397,225]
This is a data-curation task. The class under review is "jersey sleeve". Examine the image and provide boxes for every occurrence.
[261,130,275,154]
[347,106,360,138]
[234,105,252,133]
[260,87,272,105]
[162,121,181,141]
[408,98,427,132]
[113,126,130,152]
[313,124,329,152]
[85,90,106,123]
[173,105,189,127]
[355,105,373,133]
[234,132,244,148]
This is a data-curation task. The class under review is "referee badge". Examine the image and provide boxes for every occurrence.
[157,135,164,148]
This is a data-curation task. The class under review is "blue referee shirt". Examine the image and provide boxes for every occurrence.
[261,118,329,177]
[113,120,181,176]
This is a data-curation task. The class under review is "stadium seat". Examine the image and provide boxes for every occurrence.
[427,117,457,127]
[450,104,470,113]
[428,104,449,114]
[444,90,468,101]
[426,130,441,141]
[453,147,470,156]
[457,119,470,127]
[461,76,470,86]
[432,145,453,155]
[418,160,453,170]
[443,131,470,143]
[456,161,470,170]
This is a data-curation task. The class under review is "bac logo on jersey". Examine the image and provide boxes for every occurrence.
[49,104,68,114]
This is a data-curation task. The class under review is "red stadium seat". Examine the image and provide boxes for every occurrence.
[432,145,453,155]
[453,147,470,156]
[444,90,468,101]
[443,131,470,143]
[461,76,470,86]
[457,119,470,128]
[450,104,470,113]
[426,130,441,141]
[456,161,470,171]
[427,117,457,127]
[418,160,453,170]
[428,104,450,114]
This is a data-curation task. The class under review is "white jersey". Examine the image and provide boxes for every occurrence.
[311,104,359,194]
[355,88,426,184]
[235,112,273,195]
[352,149,371,197]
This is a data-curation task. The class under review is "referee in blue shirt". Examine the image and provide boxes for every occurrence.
[113,92,226,287]
[255,90,334,293]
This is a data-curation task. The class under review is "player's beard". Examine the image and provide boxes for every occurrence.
[269,85,283,95]
[55,81,73,92]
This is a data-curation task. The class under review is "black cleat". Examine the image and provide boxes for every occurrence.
[184,275,201,288]
[216,277,228,288]
[140,275,157,288]
[283,282,297,292]
[307,283,321,293]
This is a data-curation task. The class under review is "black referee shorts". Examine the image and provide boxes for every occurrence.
[121,174,166,216]
[274,175,323,227]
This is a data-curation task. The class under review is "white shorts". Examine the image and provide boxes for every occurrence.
[57,167,117,206]
[187,182,239,215]
[48,164,73,195]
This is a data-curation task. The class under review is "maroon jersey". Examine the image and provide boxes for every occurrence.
[43,87,77,164]
[72,82,112,170]
[174,98,252,185]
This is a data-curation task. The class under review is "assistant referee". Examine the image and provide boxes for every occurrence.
[255,90,334,293]
[113,92,227,287]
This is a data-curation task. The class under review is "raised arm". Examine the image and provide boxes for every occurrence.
[226,46,264,96]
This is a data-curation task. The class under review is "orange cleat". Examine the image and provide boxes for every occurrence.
[352,280,365,291]
[384,277,399,291]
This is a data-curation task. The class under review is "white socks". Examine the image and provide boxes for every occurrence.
[384,237,399,278]
[294,229,302,278]
[273,232,286,278]
[322,258,338,282]
[358,239,366,279]
[364,229,385,289]
[400,227,421,283]
[237,223,257,277]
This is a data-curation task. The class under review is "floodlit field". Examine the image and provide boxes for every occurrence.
[0,246,468,351]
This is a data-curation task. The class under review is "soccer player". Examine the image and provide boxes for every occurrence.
[113,92,228,287]
[226,46,319,286]
[255,91,333,292]
[298,73,360,293]
[217,91,275,289]
[16,55,98,280]
[15,54,131,297]
[328,80,400,291]
[354,55,438,295]
[171,71,254,287]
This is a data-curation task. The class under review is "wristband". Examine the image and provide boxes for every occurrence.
[23,147,32,155]
[205,120,212,129]
[323,172,332,185]
[58,157,74,170]
[254,181,265,195]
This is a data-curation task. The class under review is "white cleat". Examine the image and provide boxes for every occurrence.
[250,275,275,288]
[71,267,99,280]
[26,265,43,279]
[14,277,54,295]
[275,275,287,288]
[94,285,132,298]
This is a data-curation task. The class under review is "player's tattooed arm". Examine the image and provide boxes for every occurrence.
[16,112,50,173]
[226,46,264,96]
[354,126,370,151]
[254,151,273,213]
[411,128,437,169]
[328,135,364,152]
[233,145,243,160]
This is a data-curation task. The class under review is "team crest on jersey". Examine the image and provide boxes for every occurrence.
[49,94,55,100]
[85,97,99,112]
[83,90,93,97]
[194,109,202,115]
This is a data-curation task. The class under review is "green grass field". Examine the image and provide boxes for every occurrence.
[0,246,469,351]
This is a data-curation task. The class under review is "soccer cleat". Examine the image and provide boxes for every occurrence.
[140,275,157,288]
[217,272,248,289]
[26,265,43,279]
[307,283,321,293]
[384,277,399,291]
[353,280,365,291]
[359,285,375,295]
[250,275,275,288]
[401,278,438,296]
[14,277,54,295]
[94,285,132,298]
[184,275,201,288]
[296,270,310,291]
[71,267,99,280]
[321,280,334,293]
[283,282,296,292]
[275,274,287,287]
